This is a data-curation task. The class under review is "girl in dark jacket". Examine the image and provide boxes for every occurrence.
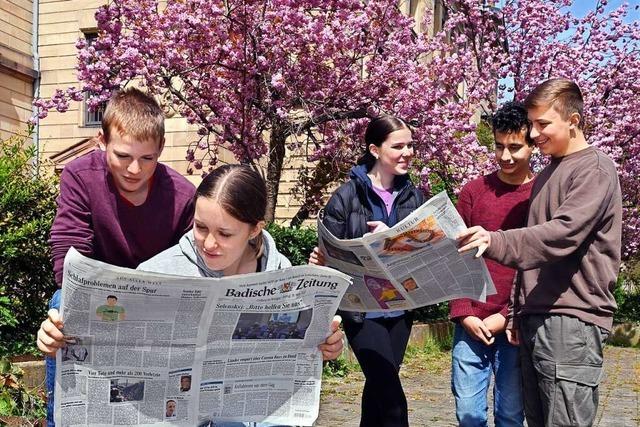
[317,116,425,427]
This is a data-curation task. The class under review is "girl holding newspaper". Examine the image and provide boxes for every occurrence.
[310,115,425,427]
[37,165,344,427]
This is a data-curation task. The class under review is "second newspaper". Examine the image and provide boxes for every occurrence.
[318,191,496,312]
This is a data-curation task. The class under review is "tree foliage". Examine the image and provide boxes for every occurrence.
[491,0,640,258]
[33,0,640,257]
[33,0,492,222]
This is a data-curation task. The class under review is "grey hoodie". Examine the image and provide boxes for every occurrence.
[137,229,291,276]
[137,230,293,427]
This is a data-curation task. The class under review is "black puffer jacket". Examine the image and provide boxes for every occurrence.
[322,165,426,240]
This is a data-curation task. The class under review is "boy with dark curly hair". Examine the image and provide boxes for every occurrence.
[450,101,535,426]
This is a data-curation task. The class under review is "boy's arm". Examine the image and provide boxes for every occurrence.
[506,271,521,328]
[49,168,94,287]
[449,299,474,320]
[487,166,618,270]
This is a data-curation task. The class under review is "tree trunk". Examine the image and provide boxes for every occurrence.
[289,158,345,227]
[265,122,287,223]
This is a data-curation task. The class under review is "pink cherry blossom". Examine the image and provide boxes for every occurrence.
[32,0,640,257]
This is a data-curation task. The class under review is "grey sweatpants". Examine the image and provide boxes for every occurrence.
[519,314,609,427]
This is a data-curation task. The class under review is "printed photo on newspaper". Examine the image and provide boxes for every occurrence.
[55,248,351,427]
[318,191,496,312]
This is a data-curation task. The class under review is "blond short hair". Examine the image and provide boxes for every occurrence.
[524,78,584,129]
[102,88,165,146]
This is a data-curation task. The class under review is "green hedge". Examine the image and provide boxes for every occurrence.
[266,222,317,266]
[0,130,58,357]
[614,258,640,324]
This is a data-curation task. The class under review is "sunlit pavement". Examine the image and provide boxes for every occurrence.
[316,346,640,427]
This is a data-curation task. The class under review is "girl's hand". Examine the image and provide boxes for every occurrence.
[308,246,326,267]
[37,309,66,356]
[319,315,344,361]
[366,221,389,234]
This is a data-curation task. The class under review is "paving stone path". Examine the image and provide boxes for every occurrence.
[316,346,639,426]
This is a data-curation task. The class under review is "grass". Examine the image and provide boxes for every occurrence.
[322,355,361,379]
[322,335,452,382]
[320,336,452,405]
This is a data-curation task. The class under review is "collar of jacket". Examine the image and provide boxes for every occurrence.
[349,164,414,226]
[349,164,411,192]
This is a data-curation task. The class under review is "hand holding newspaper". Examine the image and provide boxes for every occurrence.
[318,191,496,312]
[55,248,351,427]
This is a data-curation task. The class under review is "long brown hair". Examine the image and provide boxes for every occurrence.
[195,165,267,255]
[357,115,410,170]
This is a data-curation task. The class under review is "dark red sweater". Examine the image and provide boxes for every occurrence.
[449,171,534,321]
[49,150,195,286]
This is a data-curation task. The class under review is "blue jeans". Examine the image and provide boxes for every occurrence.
[451,323,524,427]
[46,289,62,426]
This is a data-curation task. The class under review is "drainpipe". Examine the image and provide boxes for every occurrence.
[31,0,41,172]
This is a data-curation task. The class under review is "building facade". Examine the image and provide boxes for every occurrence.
[0,0,37,139]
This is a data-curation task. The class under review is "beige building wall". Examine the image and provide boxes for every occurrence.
[37,0,206,186]
[0,0,36,139]
[35,0,440,223]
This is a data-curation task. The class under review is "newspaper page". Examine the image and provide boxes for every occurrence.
[318,191,496,312]
[55,248,351,427]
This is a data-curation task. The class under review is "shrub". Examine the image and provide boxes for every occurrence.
[614,257,640,324]
[0,130,59,357]
[322,355,360,378]
[0,358,46,421]
[413,303,450,323]
[266,223,317,266]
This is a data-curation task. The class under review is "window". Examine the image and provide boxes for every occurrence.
[82,32,105,127]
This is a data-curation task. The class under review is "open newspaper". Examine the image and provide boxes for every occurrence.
[55,248,351,427]
[318,191,496,312]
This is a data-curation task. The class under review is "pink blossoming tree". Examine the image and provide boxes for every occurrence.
[489,0,640,257]
[33,0,494,223]
[34,0,640,257]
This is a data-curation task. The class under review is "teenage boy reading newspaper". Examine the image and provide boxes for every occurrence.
[40,88,196,426]
[457,78,622,427]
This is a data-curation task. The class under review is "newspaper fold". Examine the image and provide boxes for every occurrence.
[55,248,351,427]
[318,191,496,312]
